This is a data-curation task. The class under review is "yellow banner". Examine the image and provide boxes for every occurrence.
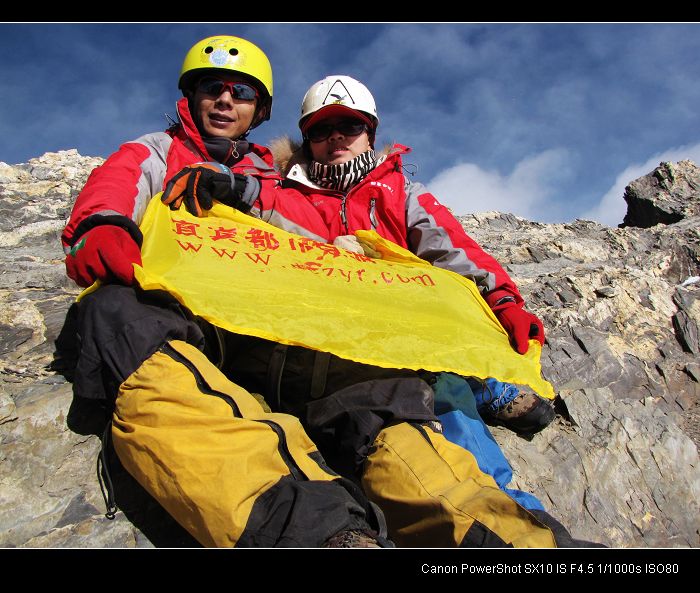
[131,198,554,399]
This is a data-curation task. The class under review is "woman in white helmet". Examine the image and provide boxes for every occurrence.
[219,75,600,548]
[269,75,555,436]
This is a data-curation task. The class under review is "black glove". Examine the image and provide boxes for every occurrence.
[161,162,260,216]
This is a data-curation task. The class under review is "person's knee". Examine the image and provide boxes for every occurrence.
[304,376,437,477]
[75,286,206,398]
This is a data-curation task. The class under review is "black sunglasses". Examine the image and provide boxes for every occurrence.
[197,77,258,101]
[306,120,368,143]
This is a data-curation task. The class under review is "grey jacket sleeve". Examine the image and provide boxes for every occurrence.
[129,132,174,224]
[404,176,523,304]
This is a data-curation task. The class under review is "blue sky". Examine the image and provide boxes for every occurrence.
[2,22,699,226]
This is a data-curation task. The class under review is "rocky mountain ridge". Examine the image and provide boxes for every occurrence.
[0,151,698,547]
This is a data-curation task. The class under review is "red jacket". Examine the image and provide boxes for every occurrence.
[263,140,524,309]
[62,97,281,251]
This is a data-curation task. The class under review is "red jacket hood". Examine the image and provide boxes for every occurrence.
[170,96,275,168]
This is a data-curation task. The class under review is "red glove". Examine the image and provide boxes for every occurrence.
[494,302,545,355]
[65,225,142,287]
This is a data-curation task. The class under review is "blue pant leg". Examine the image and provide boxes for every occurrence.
[433,374,545,511]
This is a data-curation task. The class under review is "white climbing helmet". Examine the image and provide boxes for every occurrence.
[299,75,379,134]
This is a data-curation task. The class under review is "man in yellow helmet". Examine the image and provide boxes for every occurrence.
[62,35,277,287]
[61,35,391,548]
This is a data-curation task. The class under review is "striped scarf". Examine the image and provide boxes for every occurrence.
[308,149,377,192]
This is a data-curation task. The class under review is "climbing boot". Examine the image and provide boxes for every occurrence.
[483,391,555,435]
[322,529,385,548]
[469,378,555,435]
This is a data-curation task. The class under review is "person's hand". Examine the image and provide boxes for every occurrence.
[161,163,260,216]
[494,302,545,354]
[65,225,142,287]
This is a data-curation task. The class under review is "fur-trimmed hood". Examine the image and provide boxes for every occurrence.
[269,136,307,178]
[269,135,395,178]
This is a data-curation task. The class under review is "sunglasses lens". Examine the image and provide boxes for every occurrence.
[199,78,225,95]
[307,120,367,142]
[198,79,257,101]
[231,84,257,101]
[307,124,333,142]
[337,122,367,136]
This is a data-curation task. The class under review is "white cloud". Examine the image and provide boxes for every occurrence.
[583,142,700,227]
[425,148,571,221]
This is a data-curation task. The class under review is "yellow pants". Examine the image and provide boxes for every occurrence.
[112,340,555,547]
[363,422,555,547]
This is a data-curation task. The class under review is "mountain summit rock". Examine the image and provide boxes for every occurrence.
[0,151,698,547]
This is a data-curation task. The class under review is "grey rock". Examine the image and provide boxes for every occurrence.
[595,286,618,298]
[622,160,700,228]
[19,515,141,548]
[672,287,700,354]
[496,388,699,547]
[0,151,699,549]
[686,363,700,383]
[0,390,17,424]
[0,325,33,356]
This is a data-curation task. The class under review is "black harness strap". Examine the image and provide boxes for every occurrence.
[266,343,289,411]
[97,420,118,520]
[310,351,332,400]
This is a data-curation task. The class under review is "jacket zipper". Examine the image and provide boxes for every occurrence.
[369,198,377,229]
[161,343,242,416]
[410,422,438,449]
[159,343,307,481]
[340,195,348,234]
[257,420,306,481]
[410,422,469,479]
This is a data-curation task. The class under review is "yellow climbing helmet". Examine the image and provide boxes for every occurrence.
[179,35,273,127]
